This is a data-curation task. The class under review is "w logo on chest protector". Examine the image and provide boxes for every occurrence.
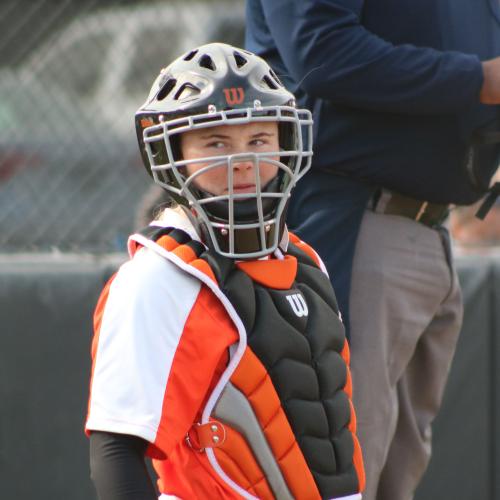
[286,293,308,317]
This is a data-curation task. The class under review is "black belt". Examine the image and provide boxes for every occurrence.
[370,189,450,227]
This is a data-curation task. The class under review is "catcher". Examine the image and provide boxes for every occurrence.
[85,43,365,500]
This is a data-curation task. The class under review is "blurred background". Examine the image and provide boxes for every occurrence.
[0,1,246,498]
[0,1,499,500]
[0,0,245,253]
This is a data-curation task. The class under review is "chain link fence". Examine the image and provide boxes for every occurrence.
[0,0,245,252]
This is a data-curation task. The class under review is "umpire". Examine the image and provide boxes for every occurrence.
[246,1,500,500]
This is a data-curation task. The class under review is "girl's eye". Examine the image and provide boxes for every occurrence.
[250,139,265,147]
[207,141,226,149]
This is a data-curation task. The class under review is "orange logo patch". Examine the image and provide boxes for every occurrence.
[223,87,245,106]
[140,118,154,128]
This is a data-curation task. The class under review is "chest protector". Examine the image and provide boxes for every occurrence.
[130,225,365,500]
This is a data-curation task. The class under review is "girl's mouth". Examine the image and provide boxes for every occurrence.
[231,184,256,193]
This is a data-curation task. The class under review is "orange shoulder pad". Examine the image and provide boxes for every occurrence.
[288,232,321,268]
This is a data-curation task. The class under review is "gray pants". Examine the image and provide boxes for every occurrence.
[349,210,463,500]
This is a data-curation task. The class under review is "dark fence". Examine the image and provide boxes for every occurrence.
[416,252,500,500]
[1,252,499,499]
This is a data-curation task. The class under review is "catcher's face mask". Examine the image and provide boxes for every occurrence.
[142,105,312,259]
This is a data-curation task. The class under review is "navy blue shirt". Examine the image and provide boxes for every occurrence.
[246,0,500,204]
[246,0,500,332]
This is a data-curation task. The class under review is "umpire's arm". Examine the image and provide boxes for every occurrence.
[246,0,484,113]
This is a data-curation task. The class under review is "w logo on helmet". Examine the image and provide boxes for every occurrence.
[286,293,309,317]
[223,87,245,105]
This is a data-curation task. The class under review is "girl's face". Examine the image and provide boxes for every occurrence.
[179,121,280,196]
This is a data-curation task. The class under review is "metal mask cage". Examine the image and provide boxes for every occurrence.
[142,104,313,258]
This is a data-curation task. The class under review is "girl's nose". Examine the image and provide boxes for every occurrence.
[231,152,257,171]
[233,159,254,171]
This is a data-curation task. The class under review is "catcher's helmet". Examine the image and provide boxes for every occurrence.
[135,43,312,259]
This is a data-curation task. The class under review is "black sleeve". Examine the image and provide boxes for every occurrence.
[89,431,158,500]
